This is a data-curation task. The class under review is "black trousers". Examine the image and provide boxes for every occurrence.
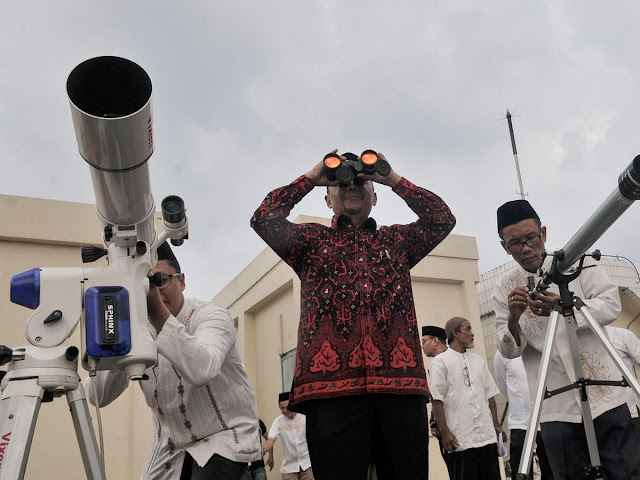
[304,394,429,480]
[180,453,248,480]
[447,443,501,480]
[540,404,640,480]
[509,429,554,479]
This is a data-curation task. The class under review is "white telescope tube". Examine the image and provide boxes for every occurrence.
[67,56,156,247]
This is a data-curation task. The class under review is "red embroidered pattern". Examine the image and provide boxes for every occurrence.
[251,176,455,409]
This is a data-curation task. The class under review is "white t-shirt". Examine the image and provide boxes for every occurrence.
[269,413,312,474]
[430,348,501,451]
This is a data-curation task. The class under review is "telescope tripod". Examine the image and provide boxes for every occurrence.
[0,345,105,479]
[515,258,640,480]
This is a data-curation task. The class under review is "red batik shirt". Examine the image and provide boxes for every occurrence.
[251,176,456,411]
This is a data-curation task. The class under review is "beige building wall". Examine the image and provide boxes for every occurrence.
[215,215,501,479]
[0,194,152,480]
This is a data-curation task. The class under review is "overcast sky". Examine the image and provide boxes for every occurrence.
[1,2,639,301]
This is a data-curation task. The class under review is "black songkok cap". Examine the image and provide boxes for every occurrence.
[157,241,177,262]
[156,241,181,272]
[422,326,446,342]
[497,200,540,233]
[278,392,290,403]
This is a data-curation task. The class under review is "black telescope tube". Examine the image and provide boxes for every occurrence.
[554,155,640,273]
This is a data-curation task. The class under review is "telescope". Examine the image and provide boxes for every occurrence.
[0,55,189,480]
[516,154,640,480]
[534,154,640,292]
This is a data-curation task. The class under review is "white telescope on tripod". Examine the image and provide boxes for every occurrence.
[517,156,640,479]
[0,56,188,479]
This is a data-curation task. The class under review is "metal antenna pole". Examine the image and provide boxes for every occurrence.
[506,110,527,199]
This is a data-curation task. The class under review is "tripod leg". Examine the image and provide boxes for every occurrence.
[66,388,105,480]
[565,309,603,470]
[515,311,560,480]
[0,378,43,480]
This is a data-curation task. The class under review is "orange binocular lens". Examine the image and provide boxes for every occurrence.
[361,151,378,165]
[323,154,342,169]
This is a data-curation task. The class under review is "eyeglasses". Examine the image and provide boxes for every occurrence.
[421,336,437,346]
[462,356,471,387]
[505,233,542,253]
[157,273,180,290]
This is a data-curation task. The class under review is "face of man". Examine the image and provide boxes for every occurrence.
[500,219,547,274]
[421,336,439,357]
[454,320,475,349]
[278,400,296,419]
[151,259,186,317]
[325,181,377,224]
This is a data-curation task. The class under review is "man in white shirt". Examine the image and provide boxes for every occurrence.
[606,326,640,433]
[493,199,640,479]
[494,350,554,479]
[430,317,503,480]
[421,325,452,479]
[85,242,261,479]
[263,392,314,480]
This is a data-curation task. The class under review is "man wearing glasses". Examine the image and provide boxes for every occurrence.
[493,199,640,479]
[429,317,503,480]
[85,242,261,480]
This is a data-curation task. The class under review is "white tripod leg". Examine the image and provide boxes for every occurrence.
[67,388,105,479]
[0,378,43,480]
[516,311,559,479]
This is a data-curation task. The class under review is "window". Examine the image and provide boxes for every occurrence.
[281,348,296,392]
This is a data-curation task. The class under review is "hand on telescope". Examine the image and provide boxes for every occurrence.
[526,289,559,318]
[507,286,530,345]
[147,285,171,334]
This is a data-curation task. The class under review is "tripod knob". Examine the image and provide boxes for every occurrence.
[0,345,13,365]
[81,246,108,263]
[65,346,79,362]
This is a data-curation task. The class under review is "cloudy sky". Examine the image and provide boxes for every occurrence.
[1,2,639,300]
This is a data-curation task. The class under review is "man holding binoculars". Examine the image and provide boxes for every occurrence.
[251,149,455,480]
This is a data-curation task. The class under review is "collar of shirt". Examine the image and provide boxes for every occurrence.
[332,215,377,230]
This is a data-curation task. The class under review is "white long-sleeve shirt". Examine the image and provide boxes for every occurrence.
[493,258,627,423]
[494,351,535,431]
[84,297,261,479]
[606,326,640,418]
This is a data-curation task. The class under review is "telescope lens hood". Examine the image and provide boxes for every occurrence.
[618,155,640,201]
[67,56,152,119]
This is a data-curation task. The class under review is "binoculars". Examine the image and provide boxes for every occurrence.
[323,150,391,186]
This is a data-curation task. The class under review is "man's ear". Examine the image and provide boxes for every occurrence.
[541,225,547,243]
[372,192,377,207]
[500,241,512,255]
[325,194,332,209]
[179,273,186,292]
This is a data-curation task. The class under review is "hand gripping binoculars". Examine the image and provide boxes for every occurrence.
[323,150,391,186]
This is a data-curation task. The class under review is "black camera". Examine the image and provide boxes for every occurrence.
[323,150,391,186]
